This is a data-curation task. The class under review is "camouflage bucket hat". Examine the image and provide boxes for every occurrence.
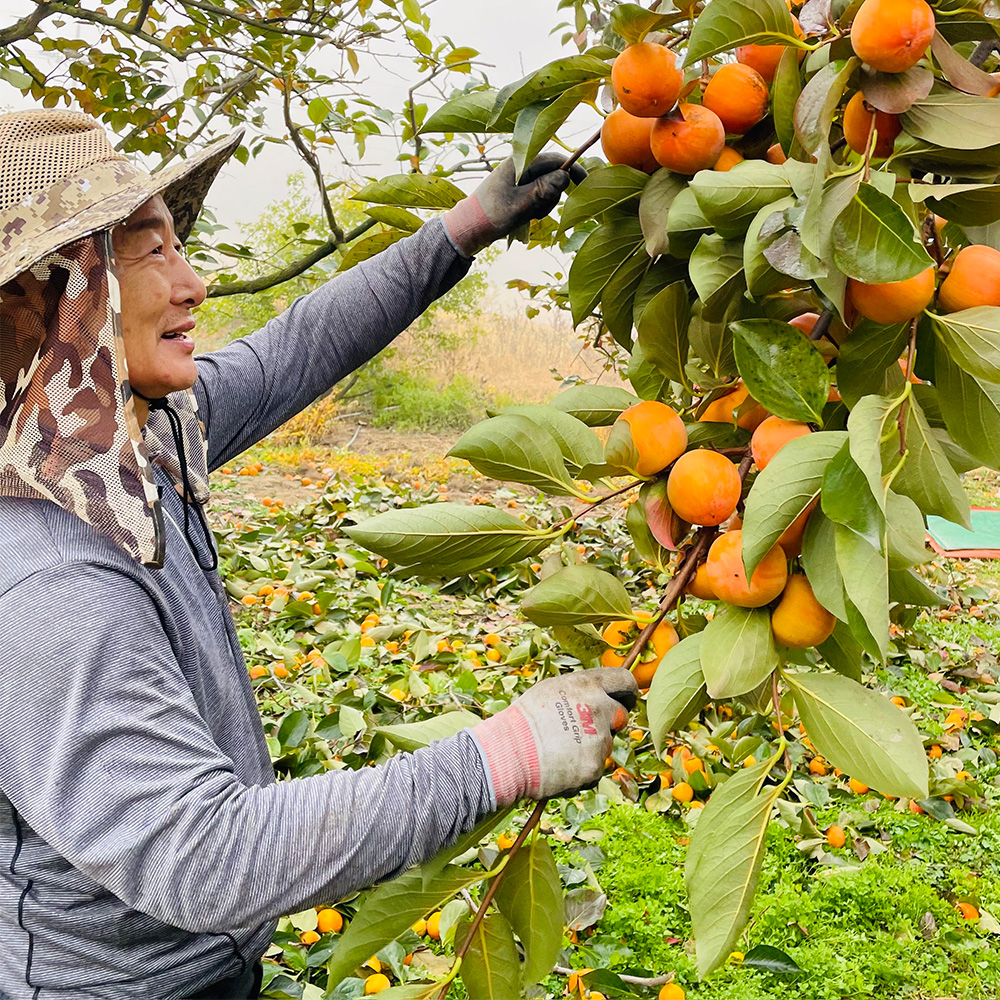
[0,110,241,567]
[0,109,243,287]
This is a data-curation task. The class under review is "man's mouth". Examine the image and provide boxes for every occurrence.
[161,322,195,341]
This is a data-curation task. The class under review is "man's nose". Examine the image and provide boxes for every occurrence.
[171,253,207,308]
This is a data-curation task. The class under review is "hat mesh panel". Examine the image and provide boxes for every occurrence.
[0,111,126,213]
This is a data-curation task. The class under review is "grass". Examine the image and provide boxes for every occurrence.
[558,803,1000,998]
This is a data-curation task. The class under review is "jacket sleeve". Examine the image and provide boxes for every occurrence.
[191,218,471,472]
[0,562,494,934]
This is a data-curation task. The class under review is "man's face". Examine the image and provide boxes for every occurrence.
[112,195,207,401]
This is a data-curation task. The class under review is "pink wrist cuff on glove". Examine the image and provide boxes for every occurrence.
[442,195,494,258]
[471,707,541,807]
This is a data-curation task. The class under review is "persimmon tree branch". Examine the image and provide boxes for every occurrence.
[282,79,342,240]
[205,220,377,297]
[620,526,717,671]
[897,318,919,454]
[438,799,547,1000]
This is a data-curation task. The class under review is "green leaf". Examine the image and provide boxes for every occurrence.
[685,753,784,977]
[640,170,688,257]
[626,500,671,571]
[636,281,690,386]
[512,82,599,180]
[352,174,464,210]
[325,865,489,986]
[786,671,929,798]
[628,344,671,401]
[744,197,797,297]
[551,624,608,665]
[847,393,906,514]
[448,414,579,496]
[928,307,1000,383]
[832,183,933,283]
[821,443,885,548]
[686,0,802,64]
[610,3,684,43]
[602,242,655,349]
[902,91,1000,150]
[343,503,552,575]
[794,58,858,157]
[689,234,745,321]
[521,565,634,626]
[889,567,946,606]
[569,218,645,327]
[489,54,611,129]
[308,97,333,124]
[689,302,738,377]
[742,431,846,577]
[500,405,604,473]
[460,913,521,1000]
[834,523,889,661]
[422,90,499,133]
[700,606,780,699]
[363,206,424,232]
[801,510,848,621]
[375,711,482,751]
[666,186,713,258]
[884,398,971,529]
[817,621,864,682]
[742,945,803,976]
[337,231,407,271]
[647,634,709,753]
[731,319,830,424]
[835,320,909,408]
[561,165,649,231]
[688,163,791,239]
[910,182,1000,226]
[493,839,563,983]
[277,709,309,749]
[885,490,930,570]
[772,47,803,153]
[548,385,641,426]
[934,350,1000,468]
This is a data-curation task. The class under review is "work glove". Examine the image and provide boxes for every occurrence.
[443,153,588,257]
[471,668,638,805]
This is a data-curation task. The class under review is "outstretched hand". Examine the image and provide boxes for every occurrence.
[471,668,638,806]
[443,153,588,257]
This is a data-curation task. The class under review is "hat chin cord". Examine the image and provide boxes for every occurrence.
[131,386,218,572]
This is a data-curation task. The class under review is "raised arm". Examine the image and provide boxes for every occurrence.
[192,218,471,472]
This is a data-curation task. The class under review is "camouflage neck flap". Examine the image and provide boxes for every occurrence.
[0,232,208,568]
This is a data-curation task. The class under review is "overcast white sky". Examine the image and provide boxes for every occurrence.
[0,0,595,295]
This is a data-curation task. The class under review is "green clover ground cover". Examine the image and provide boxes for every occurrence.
[211,452,1000,999]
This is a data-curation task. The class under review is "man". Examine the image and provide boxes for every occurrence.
[0,110,637,999]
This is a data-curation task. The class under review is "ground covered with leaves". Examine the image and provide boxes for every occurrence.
[211,443,1000,1000]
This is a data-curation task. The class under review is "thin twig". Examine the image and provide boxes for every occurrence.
[620,527,717,672]
[559,126,603,172]
[970,39,1000,68]
[771,669,791,772]
[897,319,918,455]
[282,79,342,241]
[553,965,676,988]
[438,800,547,1000]
[550,480,644,530]
[205,219,376,297]
[807,309,834,344]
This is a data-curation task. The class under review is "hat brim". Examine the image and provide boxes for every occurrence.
[0,128,244,288]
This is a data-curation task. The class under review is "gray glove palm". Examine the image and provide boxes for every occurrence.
[443,153,588,257]
[471,668,638,805]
